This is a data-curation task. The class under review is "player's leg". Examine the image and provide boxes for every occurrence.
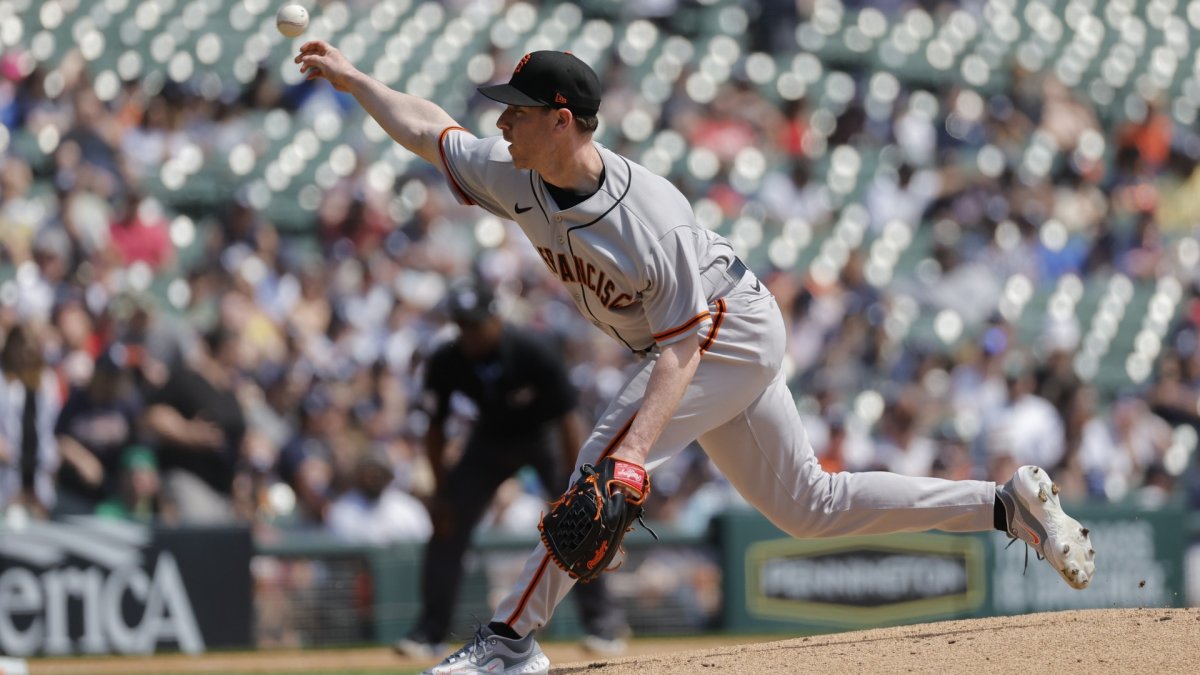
[697,369,996,537]
[527,433,630,653]
[404,433,519,648]
[689,277,995,535]
[488,388,653,639]
[694,280,1094,586]
[697,363,1095,585]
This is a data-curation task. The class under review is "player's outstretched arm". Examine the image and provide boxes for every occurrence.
[295,40,459,166]
[614,338,702,467]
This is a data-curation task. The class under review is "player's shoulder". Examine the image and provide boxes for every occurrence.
[442,129,515,165]
[603,146,687,201]
[600,146,693,223]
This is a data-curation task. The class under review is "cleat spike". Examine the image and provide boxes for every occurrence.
[1051,484,1060,495]
[1062,544,1070,555]
[1081,527,1090,537]
[1088,549,1095,556]
[1038,488,1048,502]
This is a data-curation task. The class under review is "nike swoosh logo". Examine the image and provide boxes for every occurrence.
[752,279,762,292]
[514,203,532,214]
[1020,524,1041,546]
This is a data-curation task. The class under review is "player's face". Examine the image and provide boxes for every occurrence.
[496,105,555,170]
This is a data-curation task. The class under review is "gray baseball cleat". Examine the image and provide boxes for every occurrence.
[997,465,1096,589]
[421,626,549,675]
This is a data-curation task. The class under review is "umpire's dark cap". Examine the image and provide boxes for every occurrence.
[445,279,497,322]
[478,51,601,117]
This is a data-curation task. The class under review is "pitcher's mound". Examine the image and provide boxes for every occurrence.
[555,608,1200,674]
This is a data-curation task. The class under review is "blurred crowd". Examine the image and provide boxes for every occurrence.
[2,0,1200,556]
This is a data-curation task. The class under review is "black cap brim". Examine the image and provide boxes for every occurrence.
[478,83,547,108]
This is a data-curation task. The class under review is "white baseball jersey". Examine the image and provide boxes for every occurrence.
[435,126,997,636]
[439,127,738,352]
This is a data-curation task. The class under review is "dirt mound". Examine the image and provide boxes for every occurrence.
[553,608,1200,674]
[26,608,1198,673]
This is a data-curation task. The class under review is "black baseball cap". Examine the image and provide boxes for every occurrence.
[478,51,601,117]
[445,279,497,322]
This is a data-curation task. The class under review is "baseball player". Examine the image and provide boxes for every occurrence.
[294,45,1096,675]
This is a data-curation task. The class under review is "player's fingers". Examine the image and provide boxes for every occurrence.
[299,62,323,79]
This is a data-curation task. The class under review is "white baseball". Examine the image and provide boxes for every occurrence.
[276,5,309,38]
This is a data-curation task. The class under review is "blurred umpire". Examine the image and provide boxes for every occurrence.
[394,278,630,658]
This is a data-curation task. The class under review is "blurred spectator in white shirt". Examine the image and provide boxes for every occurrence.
[981,360,1065,473]
[0,324,61,518]
[327,449,431,544]
[757,162,833,229]
[478,476,546,535]
[874,396,938,477]
[1079,396,1172,501]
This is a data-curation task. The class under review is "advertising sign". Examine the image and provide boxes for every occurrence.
[717,505,1186,632]
[744,532,987,628]
[0,518,252,656]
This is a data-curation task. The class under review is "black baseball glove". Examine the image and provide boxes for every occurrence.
[539,457,657,583]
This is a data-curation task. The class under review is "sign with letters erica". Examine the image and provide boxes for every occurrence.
[0,518,251,656]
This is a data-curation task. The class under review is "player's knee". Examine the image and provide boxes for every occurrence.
[771,467,846,538]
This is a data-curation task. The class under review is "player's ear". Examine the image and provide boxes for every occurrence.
[555,108,573,130]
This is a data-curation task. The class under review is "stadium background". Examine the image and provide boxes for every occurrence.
[2,0,1200,667]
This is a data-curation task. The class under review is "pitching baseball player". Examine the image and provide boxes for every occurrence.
[294,45,1096,675]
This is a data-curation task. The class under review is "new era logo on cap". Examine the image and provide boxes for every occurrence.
[478,51,601,116]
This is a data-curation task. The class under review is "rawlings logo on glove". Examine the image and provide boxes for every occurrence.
[538,457,657,583]
[613,462,646,490]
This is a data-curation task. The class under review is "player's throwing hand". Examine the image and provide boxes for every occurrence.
[294,41,355,92]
